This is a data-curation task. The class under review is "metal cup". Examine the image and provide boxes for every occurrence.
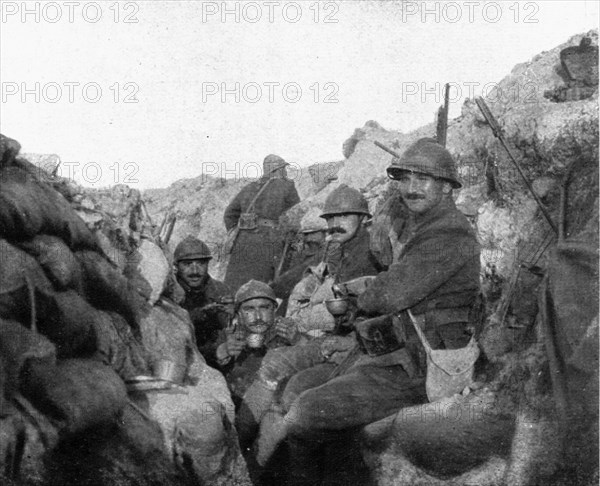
[246,333,265,349]
[325,298,349,316]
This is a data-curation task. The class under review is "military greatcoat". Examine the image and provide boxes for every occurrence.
[223,177,300,292]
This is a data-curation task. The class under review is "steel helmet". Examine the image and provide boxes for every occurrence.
[173,236,212,262]
[235,279,277,309]
[386,138,462,189]
[263,154,289,175]
[320,184,371,219]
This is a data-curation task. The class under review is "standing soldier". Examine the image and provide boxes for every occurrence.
[174,235,233,365]
[224,154,300,292]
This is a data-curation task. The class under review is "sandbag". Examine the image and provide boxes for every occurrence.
[124,239,170,305]
[0,165,99,251]
[0,239,54,324]
[389,392,515,478]
[94,311,150,380]
[287,262,336,337]
[145,376,249,484]
[17,235,84,292]
[76,250,149,329]
[0,319,56,410]
[0,133,21,167]
[547,239,599,369]
[139,298,198,378]
[3,394,59,484]
[0,411,28,483]
[20,359,127,437]
[38,290,99,358]
[43,402,191,486]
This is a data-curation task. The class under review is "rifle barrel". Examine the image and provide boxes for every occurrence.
[437,83,450,147]
[164,215,176,244]
[475,97,558,235]
[373,141,400,158]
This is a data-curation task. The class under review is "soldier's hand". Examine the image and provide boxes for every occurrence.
[216,333,246,361]
[337,297,358,329]
[320,335,355,358]
[275,317,298,343]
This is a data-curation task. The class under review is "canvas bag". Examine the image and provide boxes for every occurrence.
[407,309,479,402]
[223,179,273,254]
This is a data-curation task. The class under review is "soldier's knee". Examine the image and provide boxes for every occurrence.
[257,349,287,385]
[283,392,323,437]
[259,346,304,385]
[281,371,305,409]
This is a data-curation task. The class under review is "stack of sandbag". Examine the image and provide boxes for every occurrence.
[0,133,183,485]
[137,298,251,486]
[1,134,250,485]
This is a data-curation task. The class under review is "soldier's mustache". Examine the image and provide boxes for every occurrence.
[246,319,270,331]
[328,227,347,235]
[405,194,426,200]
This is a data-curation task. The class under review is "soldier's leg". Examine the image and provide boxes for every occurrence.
[255,363,335,467]
[281,364,426,485]
[286,364,425,436]
[236,342,324,451]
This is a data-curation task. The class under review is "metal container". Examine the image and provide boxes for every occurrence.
[325,298,349,316]
[246,333,266,349]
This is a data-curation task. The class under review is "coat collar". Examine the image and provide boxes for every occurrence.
[409,194,457,228]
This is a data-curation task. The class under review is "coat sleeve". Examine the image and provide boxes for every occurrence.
[285,183,300,211]
[224,192,243,231]
[357,228,477,315]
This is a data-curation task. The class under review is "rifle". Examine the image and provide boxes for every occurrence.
[436,83,450,147]
[475,97,558,235]
[373,140,400,158]
[164,214,177,244]
[273,233,293,282]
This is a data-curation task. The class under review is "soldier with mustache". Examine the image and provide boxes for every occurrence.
[212,280,292,406]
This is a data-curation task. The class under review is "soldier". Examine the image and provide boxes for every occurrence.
[270,206,328,307]
[224,154,300,292]
[213,279,297,406]
[237,185,382,453]
[174,235,233,366]
[256,138,481,485]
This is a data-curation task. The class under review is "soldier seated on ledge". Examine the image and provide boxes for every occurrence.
[212,280,298,406]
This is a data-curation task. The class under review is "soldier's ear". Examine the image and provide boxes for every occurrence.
[442,181,453,194]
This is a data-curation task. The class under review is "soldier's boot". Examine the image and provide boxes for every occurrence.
[285,435,324,486]
[236,380,277,453]
[255,405,295,466]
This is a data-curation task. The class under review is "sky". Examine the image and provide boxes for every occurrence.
[1,0,598,189]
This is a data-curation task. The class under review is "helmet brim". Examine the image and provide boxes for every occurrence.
[176,254,213,262]
[319,210,372,219]
[386,167,462,189]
